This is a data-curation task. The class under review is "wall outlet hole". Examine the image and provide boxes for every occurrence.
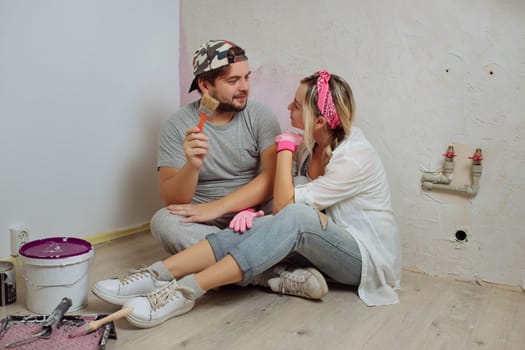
[455,230,468,242]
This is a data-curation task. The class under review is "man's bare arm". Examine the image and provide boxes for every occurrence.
[159,165,199,205]
[168,145,278,223]
[159,127,208,205]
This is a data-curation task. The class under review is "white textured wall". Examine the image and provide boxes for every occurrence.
[0,1,180,257]
[181,0,525,287]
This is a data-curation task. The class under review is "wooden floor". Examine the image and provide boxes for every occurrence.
[2,231,524,350]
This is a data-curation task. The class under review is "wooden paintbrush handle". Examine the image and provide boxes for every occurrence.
[89,306,134,331]
[197,113,208,132]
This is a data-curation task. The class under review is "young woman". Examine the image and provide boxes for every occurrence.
[93,70,401,328]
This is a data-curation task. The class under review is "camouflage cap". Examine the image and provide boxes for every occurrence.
[188,40,248,92]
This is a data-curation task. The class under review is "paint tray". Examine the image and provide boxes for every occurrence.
[0,314,117,350]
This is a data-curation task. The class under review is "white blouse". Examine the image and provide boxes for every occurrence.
[294,126,401,306]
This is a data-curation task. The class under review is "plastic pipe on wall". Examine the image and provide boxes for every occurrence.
[421,146,456,184]
[421,181,478,196]
[421,148,483,197]
[468,148,483,195]
[421,160,455,184]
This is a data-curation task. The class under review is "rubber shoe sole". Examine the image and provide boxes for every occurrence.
[125,300,195,328]
[304,267,329,299]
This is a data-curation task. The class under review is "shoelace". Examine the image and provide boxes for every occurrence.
[146,281,194,311]
[118,265,159,285]
[277,270,309,297]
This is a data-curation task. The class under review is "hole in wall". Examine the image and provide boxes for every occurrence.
[455,230,468,242]
[489,70,494,75]
[445,68,449,73]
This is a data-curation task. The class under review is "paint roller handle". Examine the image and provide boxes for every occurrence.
[42,297,72,328]
[4,297,73,347]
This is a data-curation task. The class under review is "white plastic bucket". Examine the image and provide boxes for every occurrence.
[19,237,94,314]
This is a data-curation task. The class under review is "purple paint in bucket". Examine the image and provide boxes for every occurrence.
[20,237,94,314]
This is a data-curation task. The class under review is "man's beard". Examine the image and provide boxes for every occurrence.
[216,99,247,113]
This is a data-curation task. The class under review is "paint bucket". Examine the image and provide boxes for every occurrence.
[0,261,16,306]
[19,237,94,314]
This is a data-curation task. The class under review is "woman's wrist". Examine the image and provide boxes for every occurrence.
[276,140,297,153]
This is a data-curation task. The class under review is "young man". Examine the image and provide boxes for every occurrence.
[150,40,281,254]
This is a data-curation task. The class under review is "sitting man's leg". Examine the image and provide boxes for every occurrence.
[150,207,223,254]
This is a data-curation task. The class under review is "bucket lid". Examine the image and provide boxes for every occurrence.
[19,237,92,259]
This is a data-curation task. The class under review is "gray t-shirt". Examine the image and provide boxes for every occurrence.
[158,100,281,205]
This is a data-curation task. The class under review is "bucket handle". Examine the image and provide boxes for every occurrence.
[21,256,94,288]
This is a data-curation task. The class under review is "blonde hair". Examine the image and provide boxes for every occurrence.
[300,72,355,168]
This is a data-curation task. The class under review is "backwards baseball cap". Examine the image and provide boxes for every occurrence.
[188,40,248,92]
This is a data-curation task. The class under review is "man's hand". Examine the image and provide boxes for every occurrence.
[229,209,264,233]
[167,201,224,223]
[183,127,209,170]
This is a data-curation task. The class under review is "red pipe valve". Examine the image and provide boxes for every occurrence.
[442,146,456,159]
[469,154,484,161]
[468,148,484,163]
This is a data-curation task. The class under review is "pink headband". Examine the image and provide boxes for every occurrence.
[316,69,341,129]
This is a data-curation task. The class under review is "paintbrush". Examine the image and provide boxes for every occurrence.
[196,93,220,132]
[68,306,134,338]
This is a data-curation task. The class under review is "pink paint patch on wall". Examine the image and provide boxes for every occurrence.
[249,61,301,131]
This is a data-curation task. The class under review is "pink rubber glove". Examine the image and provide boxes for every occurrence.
[275,132,303,153]
[229,208,264,233]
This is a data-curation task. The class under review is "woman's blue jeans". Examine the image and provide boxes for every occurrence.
[206,203,362,286]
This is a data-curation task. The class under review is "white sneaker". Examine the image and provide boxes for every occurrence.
[92,265,171,305]
[248,267,280,288]
[125,281,195,328]
[268,267,328,299]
